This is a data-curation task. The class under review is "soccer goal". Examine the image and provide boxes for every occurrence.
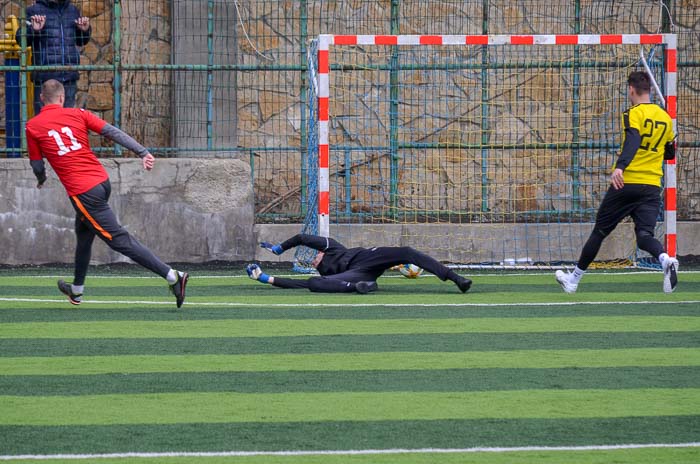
[296,34,677,270]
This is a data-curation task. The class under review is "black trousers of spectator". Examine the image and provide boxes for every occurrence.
[272,246,458,293]
[69,180,171,285]
[577,183,665,270]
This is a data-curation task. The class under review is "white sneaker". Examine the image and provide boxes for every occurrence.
[555,270,578,294]
[662,257,679,293]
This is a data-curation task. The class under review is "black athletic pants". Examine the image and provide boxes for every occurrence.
[577,183,665,270]
[272,246,458,293]
[69,180,171,285]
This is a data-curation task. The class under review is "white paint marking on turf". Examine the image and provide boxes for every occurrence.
[1,297,700,308]
[2,442,699,461]
[6,270,700,279]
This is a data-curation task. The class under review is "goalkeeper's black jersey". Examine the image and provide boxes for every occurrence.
[279,234,365,276]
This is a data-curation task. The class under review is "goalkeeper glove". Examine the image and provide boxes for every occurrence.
[246,263,270,283]
[260,241,283,255]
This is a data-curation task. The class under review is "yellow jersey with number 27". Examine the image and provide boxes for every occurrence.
[620,103,675,187]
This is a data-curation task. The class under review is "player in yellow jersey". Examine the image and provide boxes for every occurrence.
[556,71,678,293]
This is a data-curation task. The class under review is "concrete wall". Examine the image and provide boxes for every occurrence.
[0,158,254,265]
[2,158,699,266]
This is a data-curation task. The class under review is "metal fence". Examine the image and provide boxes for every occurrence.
[1,0,698,220]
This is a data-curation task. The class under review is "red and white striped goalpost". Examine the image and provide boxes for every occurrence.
[315,34,678,258]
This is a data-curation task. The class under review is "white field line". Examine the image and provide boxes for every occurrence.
[2,442,700,461]
[3,270,700,279]
[1,297,699,308]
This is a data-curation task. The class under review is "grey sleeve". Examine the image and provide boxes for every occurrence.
[100,123,149,158]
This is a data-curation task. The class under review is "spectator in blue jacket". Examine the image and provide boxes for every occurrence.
[16,0,91,114]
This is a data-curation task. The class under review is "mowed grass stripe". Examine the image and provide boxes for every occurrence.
[3,332,698,357]
[3,367,699,396]
[2,272,699,290]
[2,316,698,339]
[3,389,699,425]
[2,273,698,288]
[2,303,700,323]
[6,451,700,464]
[1,348,697,375]
[2,273,699,310]
[2,281,700,297]
[2,293,699,308]
[1,417,699,457]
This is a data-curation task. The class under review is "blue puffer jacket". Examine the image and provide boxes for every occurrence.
[16,0,91,84]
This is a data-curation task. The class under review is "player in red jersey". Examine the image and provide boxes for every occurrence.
[26,79,189,307]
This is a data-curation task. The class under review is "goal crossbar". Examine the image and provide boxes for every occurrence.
[312,33,678,264]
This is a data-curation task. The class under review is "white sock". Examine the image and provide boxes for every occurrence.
[71,284,84,295]
[571,266,585,283]
[659,253,670,267]
[166,269,178,285]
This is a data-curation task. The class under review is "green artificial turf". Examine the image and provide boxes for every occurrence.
[0,268,698,463]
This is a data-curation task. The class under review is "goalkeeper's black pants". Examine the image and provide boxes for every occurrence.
[272,246,462,293]
[69,180,171,285]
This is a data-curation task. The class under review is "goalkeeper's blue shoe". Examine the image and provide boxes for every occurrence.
[169,271,189,308]
[57,280,82,305]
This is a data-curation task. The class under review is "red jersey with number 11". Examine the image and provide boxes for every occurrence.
[26,104,109,196]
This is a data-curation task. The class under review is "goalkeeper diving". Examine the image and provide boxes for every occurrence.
[246,234,472,294]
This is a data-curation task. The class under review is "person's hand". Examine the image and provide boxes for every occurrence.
[30,15,46,31]
[36,172,47,189]
[610,168,624,190]
[246,263,263,280]
[75,17,90,32]
[142,153,155,171]
[260,242,283,255]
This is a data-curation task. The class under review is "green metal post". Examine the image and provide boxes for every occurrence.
[571,0,581,210]
[113,0,122,156]
[249,148,255,210]
[662,0,672,32]
[249,149,255,183]
[207,0,214,151]
[389,0,400,217]
[300,0,308,215]
[345,148,352,215]
[480,0,489,212]
[19,1,28,155]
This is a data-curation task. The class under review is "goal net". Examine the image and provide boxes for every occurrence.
[296,34,677,271]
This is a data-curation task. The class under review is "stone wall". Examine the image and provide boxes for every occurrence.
[0,158,255,264]
[233,0,700,219]
[0,0,172,150]
[1,1,698,220]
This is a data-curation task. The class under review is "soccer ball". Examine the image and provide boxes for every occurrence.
[398,263,423,278]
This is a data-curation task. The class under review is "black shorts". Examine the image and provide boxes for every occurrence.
[69,180,170,279]
[594,184,662,237]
